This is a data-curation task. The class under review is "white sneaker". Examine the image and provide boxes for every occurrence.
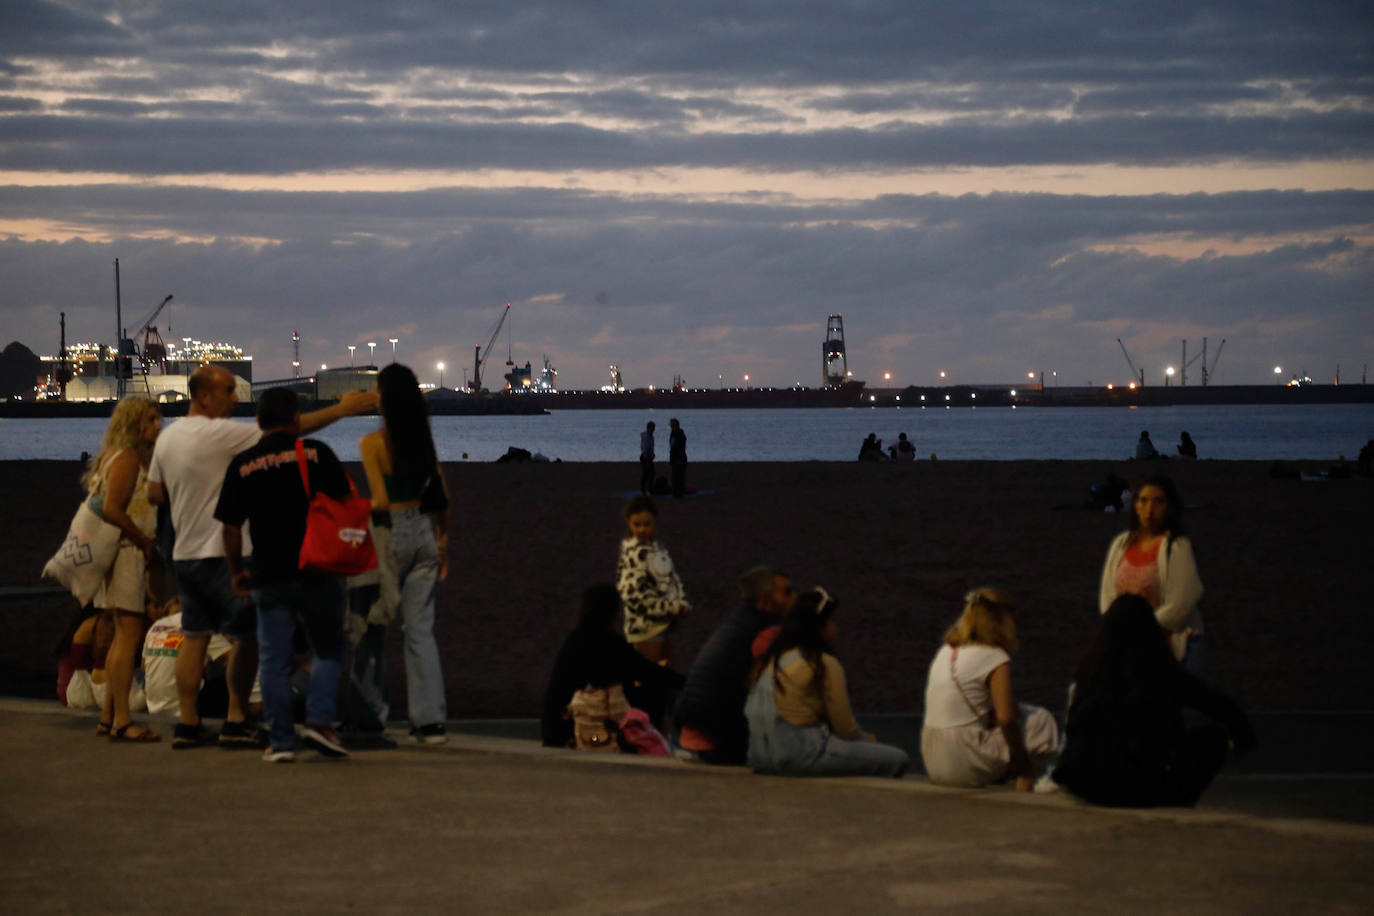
[1033,773,1061,794]
[262,747,296,763]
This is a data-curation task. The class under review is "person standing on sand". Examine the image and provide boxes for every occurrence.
[668,418,687,498]
[639,421,656,495]
[148,364,376,749]
[674,566,796,766]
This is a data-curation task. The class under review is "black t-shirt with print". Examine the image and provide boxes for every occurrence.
[214,432,350,586]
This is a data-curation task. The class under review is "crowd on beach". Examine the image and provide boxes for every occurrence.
[51,365,1263,807]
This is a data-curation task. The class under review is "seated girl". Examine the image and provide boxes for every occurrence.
[1051,594,1254,807]
[541,584,685,748]
[744,587,908,777]
[920,588,1058,790]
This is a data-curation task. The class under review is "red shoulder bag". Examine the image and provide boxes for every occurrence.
[295,440,377,575]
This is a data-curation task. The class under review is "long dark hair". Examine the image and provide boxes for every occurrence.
[378,363,437,480]
[1127,474,1186,543]
[1071,594,1179,714]
[762,586,838,700]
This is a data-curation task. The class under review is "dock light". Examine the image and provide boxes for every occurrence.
[1011,389,1017,397]
[1165,366,1175,386]
[870,395,876,402]
[939,370,947,379]
[920,395,925,401]
[1107,384,1115,390]
[348,345,356,367]
[1128,382,1136,390]
[388,338,398,361]
[367,341,376,364]
[945,394,950,401]
[883,372,891,381]
[321,364,327,371]
[437,361,445,388]
[1027,372,1035,379]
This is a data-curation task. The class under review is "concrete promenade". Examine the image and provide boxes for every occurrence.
[2,700,1371,914]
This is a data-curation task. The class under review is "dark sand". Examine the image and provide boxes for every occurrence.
[3,459,1368,716]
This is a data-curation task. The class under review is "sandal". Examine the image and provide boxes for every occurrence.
[95,721,112,737]
[110,723,161,743]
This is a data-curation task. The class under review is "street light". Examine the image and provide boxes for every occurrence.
[367,341,376,365]
[348,345,356,367]
[743,374,750,389]
[939,370,947,380]
[388,338,398,362]
[1165,366,1176,387]
[437,361,445,388]
[1274,366,1283,384]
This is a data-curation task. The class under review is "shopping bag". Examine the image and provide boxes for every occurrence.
[43,499,122,604]
[295,440,377,576]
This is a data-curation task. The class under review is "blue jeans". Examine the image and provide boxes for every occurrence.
[744,670,909,778]
[254,574,345,751]
[391,507,446,728]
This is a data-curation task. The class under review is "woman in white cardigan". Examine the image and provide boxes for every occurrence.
[1098,475,1204,671]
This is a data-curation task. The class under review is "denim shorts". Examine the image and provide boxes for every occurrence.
[174,558,256,639]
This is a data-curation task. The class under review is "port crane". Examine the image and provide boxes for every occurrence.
[1116,338,1145,387]
[121,293,173,392]
[470,302,511,393]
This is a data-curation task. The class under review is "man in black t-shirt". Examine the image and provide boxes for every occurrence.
[215,387,352,762]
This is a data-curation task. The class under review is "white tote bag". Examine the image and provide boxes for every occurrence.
[43,499,122,605]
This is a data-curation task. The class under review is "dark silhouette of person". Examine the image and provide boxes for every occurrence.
[668,418,687,498]
[638,421,656,495]
[1177,432,1197,459]
[1135,430,1160,460]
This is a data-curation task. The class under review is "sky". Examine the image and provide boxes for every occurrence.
[1,0,1372,390]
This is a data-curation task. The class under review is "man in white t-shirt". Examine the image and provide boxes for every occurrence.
[148,364,376,749]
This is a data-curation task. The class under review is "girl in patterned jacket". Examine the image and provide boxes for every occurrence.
[615,495,691,666]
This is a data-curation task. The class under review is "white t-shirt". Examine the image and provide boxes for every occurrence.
[148,415,261,560]
[142,612,242,714]
[922,643,1011,728]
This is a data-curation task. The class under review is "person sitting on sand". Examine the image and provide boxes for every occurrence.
[920,588,1059,790]
[888,432,916,462]
[541,584,685,748]
[1135,430,1160,460]
[674,566,796,765]
[1086,473,1129,512]
[857,433,885,461]
[1177,431,1197,459]
[1051,594,1254,807]
[1099,474,1204,671]
[745,587,908,777]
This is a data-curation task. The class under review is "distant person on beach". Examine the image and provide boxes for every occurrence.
[1135,430,1160,460]
[84,395,163,743]
[745,587,908,777]
[541,584,685,748]
[857,433,885,461]
[1086,473,1129,512]
[149,364,375,749]
[1359,439,1374,477]
[920,588,1058,790]
[1052,594,1254,807]
[216,387,354,762]
[639,421,656,495]
[1176,432,1197,459]
[358,363,451,746]
[888,432,916,462]
[616,496,691,698]
[668,417,688,498]
[675,566,797,765]
[1099,474,1204,671]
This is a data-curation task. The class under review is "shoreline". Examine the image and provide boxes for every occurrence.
[2,459,1367,717]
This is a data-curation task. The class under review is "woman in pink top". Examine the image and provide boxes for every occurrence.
[1098,475,1204,670]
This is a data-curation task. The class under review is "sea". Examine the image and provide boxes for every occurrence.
[2,404,1371,463]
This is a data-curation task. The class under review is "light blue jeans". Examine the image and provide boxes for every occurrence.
[744,670,909,778]
[254,574,345,751]
[391,507,447,728]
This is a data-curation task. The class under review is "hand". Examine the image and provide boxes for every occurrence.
[437,550,449,582]
[230,569,253,597]
[338,389,380,415]
[1015,776,1034,793]
[138,536,156,563]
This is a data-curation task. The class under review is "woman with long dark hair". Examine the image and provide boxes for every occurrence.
[1098,474,1204,670]
[1052,594,1253,806]
[743,587,908,777]
[359,363,450,744]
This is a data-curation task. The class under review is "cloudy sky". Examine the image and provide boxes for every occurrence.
[2,1,1371,390]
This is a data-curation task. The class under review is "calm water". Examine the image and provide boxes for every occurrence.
[2,404,1370,462]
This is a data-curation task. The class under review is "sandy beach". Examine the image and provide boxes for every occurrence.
[2,458,1368,716]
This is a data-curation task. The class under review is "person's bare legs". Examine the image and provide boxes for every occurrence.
[225,638,257,724]
[106,609,148,732]
[176,635,210,725]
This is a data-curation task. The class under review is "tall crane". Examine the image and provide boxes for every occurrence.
[1116,338,1144,387]
[470,302,511,394]
[120,293,173,392]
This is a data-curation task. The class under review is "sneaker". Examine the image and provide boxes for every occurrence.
[218,720,269,750]
[262,746,296,763]
[300,723,350,758]
[408,723,447,745]
[1033,773,1062,794]
[171,722,210,750]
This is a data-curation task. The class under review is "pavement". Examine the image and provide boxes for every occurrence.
[1,699,1372,914]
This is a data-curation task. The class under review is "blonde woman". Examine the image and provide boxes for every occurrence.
[85,395,162,742]
[919,588,1057,789]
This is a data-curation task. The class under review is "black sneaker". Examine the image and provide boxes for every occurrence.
[300,723,350,758]
[218,720,269,750]
[409,723,448,745]
[171,722,210,750]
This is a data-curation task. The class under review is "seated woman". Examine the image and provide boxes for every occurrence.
[744,587,908,777]
[541,584,685,748]
[920,588,1058,790]
[1052,594,1254,807]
